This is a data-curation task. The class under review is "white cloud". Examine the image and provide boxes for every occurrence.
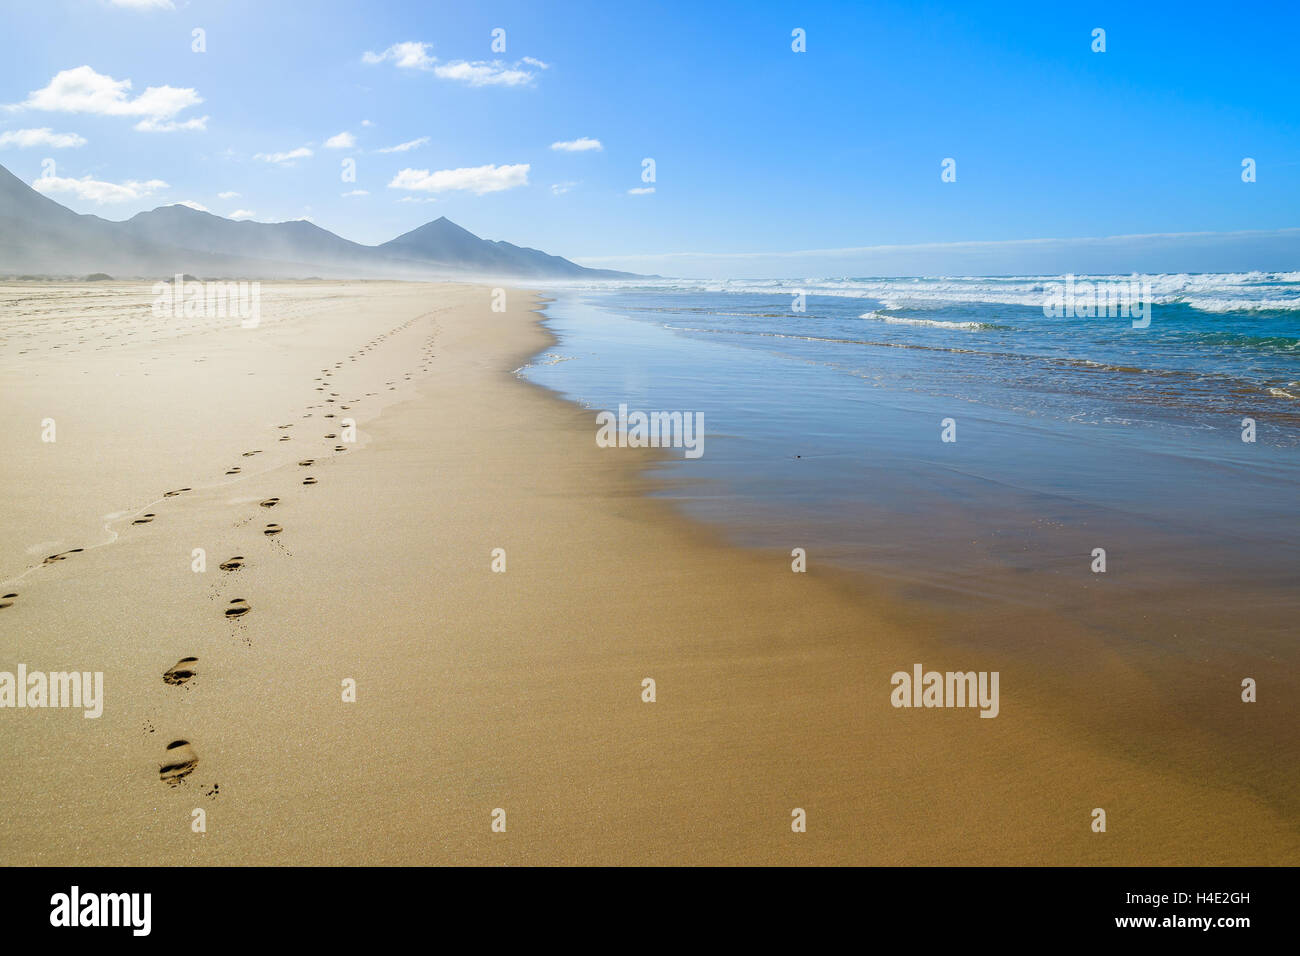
[520,57,550,70]
[174,200,208,212]
[135,115,207,132]
[108,0,175,9]
[551,137,602,152]
[0,127,87,148]
[217,190,239,199]
[31,173,168,204]
[398,196,437,204]
[324,131,355,149]
[254,146,312,165]
[363,41,540,86]
[628,186,655,195]
[12,66,204,132]
[388,163,529,195]
[363,41,435,70]
[341,189,369,197]
[550,181,579,195]
[433,61,533,87]
[376,136,429,153]
[361,119,374,127]
[229,209,254,219]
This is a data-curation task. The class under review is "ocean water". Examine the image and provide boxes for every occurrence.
[522,274,1299,641]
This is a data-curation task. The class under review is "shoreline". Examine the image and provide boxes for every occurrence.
[0,281,1294,864]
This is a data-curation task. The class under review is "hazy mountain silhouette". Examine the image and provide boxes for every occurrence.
[0,163,636,279]
[380,217,613,278]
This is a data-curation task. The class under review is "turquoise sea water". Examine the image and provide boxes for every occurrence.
[522,275,1299,639]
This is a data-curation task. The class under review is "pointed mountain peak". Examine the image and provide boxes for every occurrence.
[407,216,480,240]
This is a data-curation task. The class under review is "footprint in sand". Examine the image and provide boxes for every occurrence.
[279,435,291,442]
[241,450,262,457]
[44,548,84,564]
[333,445,346,452]
[218,556,244,571]
[163,657,197,685]
[225,597,251,617]
[263,523,283,536]
[259,498,280,508]
[225,467,242,475]
[297,459,314,467]
[164,487,192,497]
[324,433,337,439]
[132,513,156,525]
[277,424,293,430]
[0,592,16,610]
[160,740,198,786]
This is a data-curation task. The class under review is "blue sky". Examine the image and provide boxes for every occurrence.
[1,0,1297,276]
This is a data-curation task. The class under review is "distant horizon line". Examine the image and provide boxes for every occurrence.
[573,226,1300,265]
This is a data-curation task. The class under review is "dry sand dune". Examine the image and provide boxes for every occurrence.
[0,280,1295,865]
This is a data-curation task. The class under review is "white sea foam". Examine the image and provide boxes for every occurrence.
[542,272,1300,314]
[859,310,989,330]
[1180,297,1300,313]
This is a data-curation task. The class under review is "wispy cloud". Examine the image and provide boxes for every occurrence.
[433,61,535,87]
[174,200,208,211]
[254,146,313,165]
[341,189,369,197]
[217,190,239,199]
[324,131,355,149]
[362,41,542,87]
[9,66,206,132]
[398,196,437,204]
[0,127,86,148]
[31,173,168,204]
[628,186,655,195]
[229,209,254,219]
[362,41,435,70]
[376,136,430,153]
[388,163,529,195]
[108,0,175,9]
[135,116,207,132]
[551,137,602,152]
[550,181,579,195]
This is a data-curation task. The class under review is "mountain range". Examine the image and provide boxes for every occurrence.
[0,162,634,280]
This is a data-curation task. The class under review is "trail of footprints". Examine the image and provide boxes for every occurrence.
[14,312,440,793]
[152,313,439,788]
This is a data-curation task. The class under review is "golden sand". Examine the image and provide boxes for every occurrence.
[0,281,1294,865]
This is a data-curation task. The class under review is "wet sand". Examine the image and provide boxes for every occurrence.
[0,280,1295,865]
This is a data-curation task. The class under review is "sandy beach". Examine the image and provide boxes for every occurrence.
[0,280,1295,866]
